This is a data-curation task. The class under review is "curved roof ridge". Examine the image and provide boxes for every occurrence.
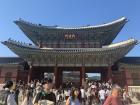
[15,17,127,29]
[1,38,39,49]
[104,38,137,48]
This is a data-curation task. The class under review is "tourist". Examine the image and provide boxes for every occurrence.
[14,85,20,105]
[56,90,63,105]
[103,85,124,105]
[90,86,98,105]
[86,87,91,104]
[0,80,17,105]
[65,89,71,100]
[66,88,81,105]
[98,87,106,105]
[80,86,86,104]
[21,86,33,105]
[34,77,56,105]
[105,87,111,98]
[123,89,132,104]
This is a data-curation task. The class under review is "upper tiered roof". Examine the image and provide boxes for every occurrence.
[14,17,127,46]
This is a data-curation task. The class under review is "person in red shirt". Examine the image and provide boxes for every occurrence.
[103,85,124,105]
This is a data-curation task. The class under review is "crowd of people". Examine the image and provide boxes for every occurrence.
[0,77,132,105]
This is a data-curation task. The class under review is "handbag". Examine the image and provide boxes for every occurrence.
[38,100,54,105]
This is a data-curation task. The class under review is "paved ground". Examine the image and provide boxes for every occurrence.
[131,103,140,105]
[59,102,140,105]
[130,100,140,105]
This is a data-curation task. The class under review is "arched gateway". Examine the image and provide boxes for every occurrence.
[2,17,139,88]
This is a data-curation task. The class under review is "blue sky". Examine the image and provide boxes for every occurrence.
[0,0,140,57]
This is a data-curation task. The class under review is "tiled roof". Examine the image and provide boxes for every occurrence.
[1,39,137,66]
[119,57,140,65]
[15,17,127,29]
[14,17,127,46]
[0,57,24,65]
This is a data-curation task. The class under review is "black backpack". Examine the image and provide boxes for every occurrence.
[0,90,10,105]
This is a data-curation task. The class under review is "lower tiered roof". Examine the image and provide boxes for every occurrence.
[0,57,23,65]
[2,39,138,67]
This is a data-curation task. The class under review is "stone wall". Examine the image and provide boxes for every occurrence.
[119,64,140,86]
[0,65,18,83]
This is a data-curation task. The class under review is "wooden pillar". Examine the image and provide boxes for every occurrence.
[107,65,112,83]
[80,67,85,87]
[28,65,33,83]
[124,69,128,87]
[54,66,60,89]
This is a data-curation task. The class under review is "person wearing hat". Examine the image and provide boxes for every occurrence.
[0,80,17,105]
[34,77,56,105]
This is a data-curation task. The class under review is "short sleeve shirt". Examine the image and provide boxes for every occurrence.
[34,91,56,104]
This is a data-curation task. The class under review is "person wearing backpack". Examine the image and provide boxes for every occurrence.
[0,80,17,105]
[34,77,56,105]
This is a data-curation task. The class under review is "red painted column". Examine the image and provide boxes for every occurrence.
[123,70,128,88]
[80,67,85,87]
[28,65,33,83]
[107,65,112,83]
[54,67,60,89]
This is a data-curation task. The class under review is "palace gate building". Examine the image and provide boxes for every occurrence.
[1,17,140,88]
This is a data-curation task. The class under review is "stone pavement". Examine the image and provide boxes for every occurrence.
[130,96,140,105]
[131,103,140,105]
